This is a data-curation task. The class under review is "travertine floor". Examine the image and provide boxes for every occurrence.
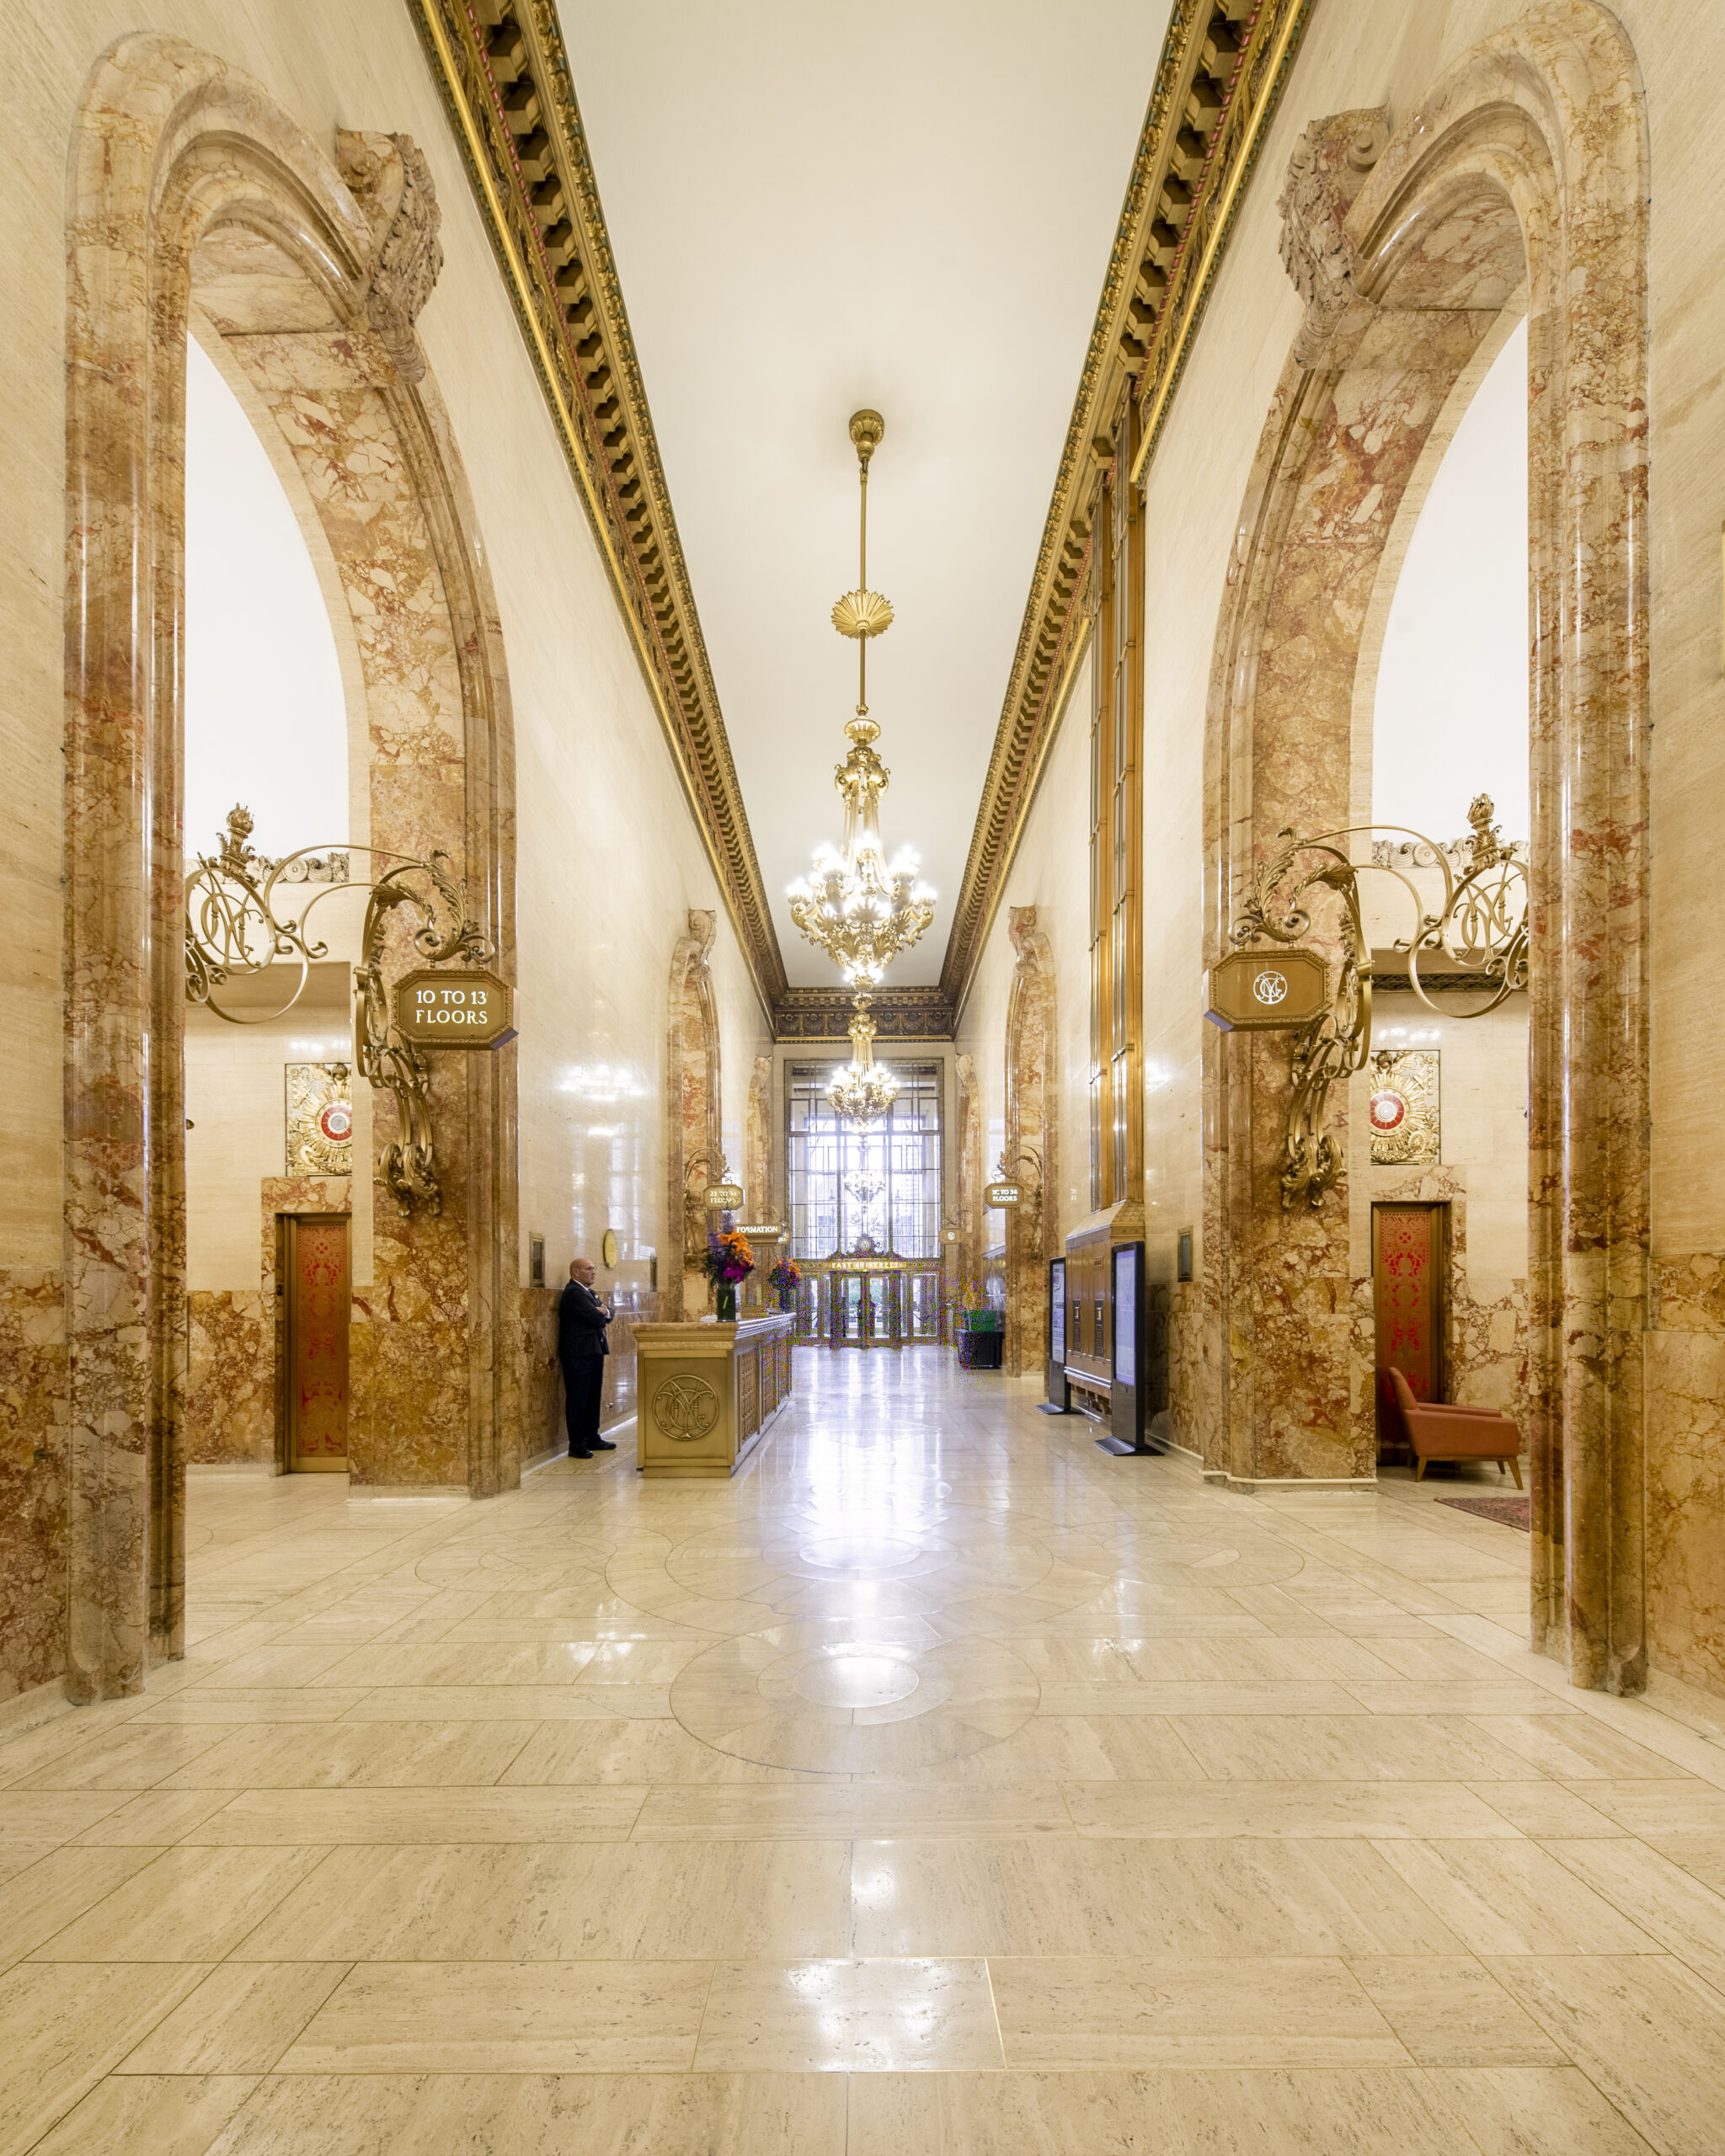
[4,1352,1725,2152]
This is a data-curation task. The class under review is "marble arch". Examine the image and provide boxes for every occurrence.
[1199,1,1648,1690]
[1003,906,1058,1376]
[64,34,519,1700]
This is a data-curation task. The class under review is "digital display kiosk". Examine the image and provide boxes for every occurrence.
[1041,1257,1071,1413]
[1094,1241,1161,1455]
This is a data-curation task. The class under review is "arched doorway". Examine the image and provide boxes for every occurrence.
[181,324,363,1480]
[65,37,518,1698]
[1199,10,1648,1690]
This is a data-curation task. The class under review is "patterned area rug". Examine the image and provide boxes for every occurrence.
[1435,1493,1530,1531]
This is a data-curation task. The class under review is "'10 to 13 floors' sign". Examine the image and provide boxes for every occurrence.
[393,968,518,1049]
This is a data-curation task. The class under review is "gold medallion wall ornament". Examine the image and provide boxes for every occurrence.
[286,1063,354,1176]
[653,1374,721,1443]
[1368,1050,1439,1166]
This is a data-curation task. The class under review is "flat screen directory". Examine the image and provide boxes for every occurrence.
[1113,1245,1136,1385]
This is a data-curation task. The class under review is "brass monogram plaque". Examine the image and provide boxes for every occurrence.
[394,968,517,1049]
[654,1374,721,1443]
[1204,947,1329,1032]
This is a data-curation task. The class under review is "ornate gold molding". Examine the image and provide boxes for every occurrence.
[942,0,1316,1011]
[406,0,787,1014]
[775,985,955,1044]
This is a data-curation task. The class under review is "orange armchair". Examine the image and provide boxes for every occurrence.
[1387,1368,1523,1488]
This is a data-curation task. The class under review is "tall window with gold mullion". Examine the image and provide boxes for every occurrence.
[1086,405,1145,1210]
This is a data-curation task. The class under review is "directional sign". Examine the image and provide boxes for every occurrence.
[394,968,516,1049]
[704,1182,745,1210]
[985,1181,1024,1209]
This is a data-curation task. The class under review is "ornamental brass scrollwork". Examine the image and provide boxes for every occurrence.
[1229,792,1528,1212]
[184,805,496,1216]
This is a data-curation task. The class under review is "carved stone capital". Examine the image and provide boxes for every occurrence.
[685,907,718,967]
[1277,109,1388,369]
[337,129,444,382]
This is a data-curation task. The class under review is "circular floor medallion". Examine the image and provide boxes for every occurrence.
[795,1535,923,1575]
[791,1652,921,1710]
[671,1620,1039,1772]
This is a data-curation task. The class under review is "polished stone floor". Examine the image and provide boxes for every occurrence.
[4,1351,1725,2152]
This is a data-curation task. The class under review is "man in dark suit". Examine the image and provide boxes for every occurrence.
[558,1257,614,1459]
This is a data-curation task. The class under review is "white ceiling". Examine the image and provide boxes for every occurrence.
[558,0,1173,985]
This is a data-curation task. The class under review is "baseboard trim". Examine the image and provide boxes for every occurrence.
[0,1675,74,1742]
[1204,1472,1377,1494]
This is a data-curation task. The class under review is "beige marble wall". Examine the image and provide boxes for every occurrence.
[954,652,1092,1280]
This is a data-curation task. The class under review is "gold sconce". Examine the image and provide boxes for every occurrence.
[184,805,501,1214]
[1211,793,1527,1211]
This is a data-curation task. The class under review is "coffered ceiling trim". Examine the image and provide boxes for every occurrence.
[408,0,787,1017]
[940,0,1316,1010]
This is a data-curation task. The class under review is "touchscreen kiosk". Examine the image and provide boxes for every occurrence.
[1042,1257,1071,1412]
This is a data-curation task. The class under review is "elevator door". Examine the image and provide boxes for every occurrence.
[1372,1202,1445,1463]
[285,1214,350,1470]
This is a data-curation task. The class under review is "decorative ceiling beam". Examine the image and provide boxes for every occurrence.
[407,0,788,1017]
[941,0,1316,1013]
[774,986,956,1045]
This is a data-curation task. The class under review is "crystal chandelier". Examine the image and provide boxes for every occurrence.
[826,992,899,1127]
[788,410,936,991]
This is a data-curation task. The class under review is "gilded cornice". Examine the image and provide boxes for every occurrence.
[775,986,955,1045]
[942,0,1316,1011]
[407,0,788,1016]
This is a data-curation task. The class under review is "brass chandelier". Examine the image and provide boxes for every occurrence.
[826,991,899,1125]
[787,409,935,995]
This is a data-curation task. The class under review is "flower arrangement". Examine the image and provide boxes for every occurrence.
[766,1258,801,1294]
[705,1229,756,1286]
[705,1228,756,1323]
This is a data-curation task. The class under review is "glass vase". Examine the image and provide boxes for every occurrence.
[716,1284,738,1322]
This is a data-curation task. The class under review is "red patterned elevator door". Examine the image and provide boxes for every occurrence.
[286,1214,350,1471]
[1372,1203,1444,1464]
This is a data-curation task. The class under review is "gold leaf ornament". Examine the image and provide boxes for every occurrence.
[831,587,895,640]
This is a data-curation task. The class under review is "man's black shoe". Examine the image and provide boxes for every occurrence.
[568,1447,592,1460]
[590,1437,617,1451]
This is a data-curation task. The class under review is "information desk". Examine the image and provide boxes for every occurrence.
[633,1315,794,1478]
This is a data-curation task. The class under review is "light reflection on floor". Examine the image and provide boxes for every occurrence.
[1,1347,1718,2152]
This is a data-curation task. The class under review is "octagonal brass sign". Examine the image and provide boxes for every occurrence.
[1204,947,1329,1032]
[393,968,517,1049]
